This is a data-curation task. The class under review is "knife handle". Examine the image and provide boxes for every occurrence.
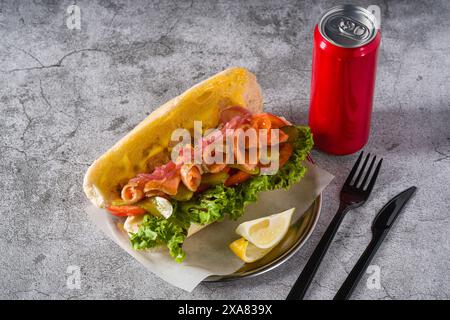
[286,205,349,300]
[333,232,386,300]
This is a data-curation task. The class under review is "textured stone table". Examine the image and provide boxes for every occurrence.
[0,0,449,300]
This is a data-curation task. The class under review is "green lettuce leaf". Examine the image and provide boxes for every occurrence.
[129,213,188,262]
[129,126,313,262]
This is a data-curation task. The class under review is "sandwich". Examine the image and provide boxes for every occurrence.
[83,67,313,262]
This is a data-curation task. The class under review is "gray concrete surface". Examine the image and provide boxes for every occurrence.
[0,0,449,300]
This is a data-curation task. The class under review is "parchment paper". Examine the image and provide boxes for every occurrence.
[86,161,334,292]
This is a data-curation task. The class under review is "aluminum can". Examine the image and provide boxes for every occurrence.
[309,5,381,155]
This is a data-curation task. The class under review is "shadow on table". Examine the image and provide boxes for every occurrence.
[286,107,450,161]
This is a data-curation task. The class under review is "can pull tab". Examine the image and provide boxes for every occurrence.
[335,17,368,39]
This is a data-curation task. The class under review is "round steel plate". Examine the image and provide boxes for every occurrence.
[204,193,322,281]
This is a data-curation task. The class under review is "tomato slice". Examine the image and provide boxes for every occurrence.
[251,113,290,145]
[106,205,146,217]
[254,128,289,146]
[224,170,252,187]
[253,113,290,129]
[251,115,272,130]
[277,129,289,144]
[279,143,294,167]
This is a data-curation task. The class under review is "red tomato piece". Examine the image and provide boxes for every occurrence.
[106,205,146,217]
[224,170,252,187]
[253,113,290,128]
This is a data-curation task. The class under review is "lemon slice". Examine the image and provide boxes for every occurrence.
[235,208,295,249]
[229,238,273,263]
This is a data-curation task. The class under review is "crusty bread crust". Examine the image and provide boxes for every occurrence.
[84,67,263,235]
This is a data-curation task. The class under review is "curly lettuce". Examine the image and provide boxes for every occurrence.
[129,126,313,262]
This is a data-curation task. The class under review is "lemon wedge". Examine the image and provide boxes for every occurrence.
[235,208,295,249]
[229,238,273,263]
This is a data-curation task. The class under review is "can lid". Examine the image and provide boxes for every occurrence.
[319,5,377,48]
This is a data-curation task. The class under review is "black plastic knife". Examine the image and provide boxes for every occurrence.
[333,186,417,300]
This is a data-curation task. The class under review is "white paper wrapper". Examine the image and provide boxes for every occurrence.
[86,161,334,292]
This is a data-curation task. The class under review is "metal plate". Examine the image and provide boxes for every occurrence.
[204,193,322,281]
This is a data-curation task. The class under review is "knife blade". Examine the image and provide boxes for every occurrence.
[371,186,417,234]
[333,186,417,300]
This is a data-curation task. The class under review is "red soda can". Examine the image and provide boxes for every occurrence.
[308,5,381,155]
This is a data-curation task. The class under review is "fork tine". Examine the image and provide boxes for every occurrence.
[353,153,371,187]
[360,155,376,189]
[344,151,363,186]
[365,158,383,192]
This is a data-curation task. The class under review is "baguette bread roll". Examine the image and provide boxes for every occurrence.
[83,67,263,236]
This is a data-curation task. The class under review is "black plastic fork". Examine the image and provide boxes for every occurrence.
[286,151,383,300]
